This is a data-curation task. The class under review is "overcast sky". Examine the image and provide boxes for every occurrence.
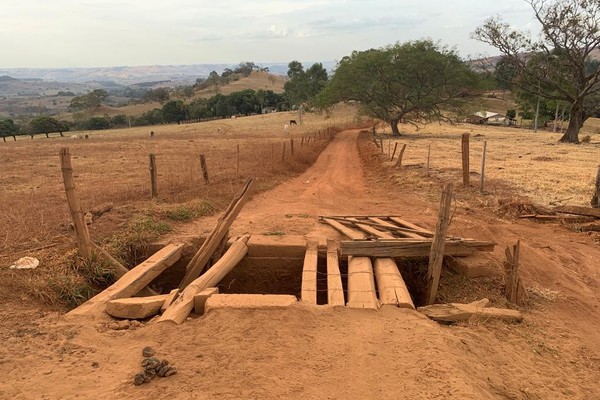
[0,0,540,68]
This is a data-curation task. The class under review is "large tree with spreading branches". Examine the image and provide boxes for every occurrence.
[473,0,600,143]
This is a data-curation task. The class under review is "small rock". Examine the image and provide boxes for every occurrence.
[155,359,169,371]
[164,367,177,377]
[142,346,155,357]
[144,368,157,379]
[129,320,141,329]
[141,357,160,370]
[133,372,146,386]
[108,320,131,331]
[91,361,99,368]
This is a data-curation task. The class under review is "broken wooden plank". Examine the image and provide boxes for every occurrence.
[425,183,453,305]
[321,217,365,240]
[347,217,395,239]
[389,217,434,237]
[326,239,345,306]
[326,216,431,238]
[301,239,319,304]
[368,217,425,239]
[373,258,414,309]
[105,294,169,320]
[159,235,249,324]
[160,288,180,313]
[417,299,523,323]
[341,239,495,257]
[193,287,219,315]
[503,241,528,306]
[554,206,600,219]
[520,214,596,223]
[180,178,254,289]
[67,243,184,317]
[346,256,380,309]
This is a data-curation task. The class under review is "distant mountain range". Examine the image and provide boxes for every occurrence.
[0,62,336,86]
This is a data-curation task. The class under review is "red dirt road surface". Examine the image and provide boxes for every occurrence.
[1,130,599,399]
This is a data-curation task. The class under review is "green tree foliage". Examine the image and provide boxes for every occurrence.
[473,0,600,143]
[29,116,69,137]
[142,87,170,103]
[161,100,189,123]
[284,61,328,107]
[318,40,477,135]
[85,116,111,130]
[494,56,519,90]
[0,118,19,140]
[69,89,109,111]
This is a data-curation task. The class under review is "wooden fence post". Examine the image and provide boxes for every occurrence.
[282,141,286,162]
[379,138,384,153]
[290,138,294,156]
[425,183,453,305]
[388,140,391,160]
[59,147,92,258]
[199,154,209,184]
[426,144,431,177]
[503,241,527,306]
[236,144,240,176]
[462,133,470,186]
[480,141,487,193]
[271,143,274,166]
[592,165,600,208]
[391,142,398,161]
[149,153,158,198]
[395,144,407,167]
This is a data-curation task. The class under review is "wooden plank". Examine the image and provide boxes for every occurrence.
[326,239,345,307]
[462,133,470,186]
[326,216,427,239]
[554,206,600,219]
[340,239,495,257]
[347,218,395,239]
[418,299,523,323]
[67,243,184,316]
[193,287,219,315]
[503,241,528,306]
[301,239,319,304]
[389,217,434,237]
[425,183,454,305]
[321,217,365,240]
[159,235,249,324]
[105,294,169,319]
[180,178,254,289]
[160,289,180,313]
[369,217,425,239]
[346,257,380,309]
[373,258,414,309]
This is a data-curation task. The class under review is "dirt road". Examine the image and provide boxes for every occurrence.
[2,130,599,399]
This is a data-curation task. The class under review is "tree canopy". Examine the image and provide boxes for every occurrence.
[69,89,109,111]
[473,0,600,143]
[318,40,477,135]
[284,61,328,107]
[29,116,69,137]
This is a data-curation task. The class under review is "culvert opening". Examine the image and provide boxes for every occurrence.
[148,241,440,308]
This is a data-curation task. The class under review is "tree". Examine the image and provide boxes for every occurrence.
[494,56,519,90]
[0,118,19,141]
[472,0,600,143]
[29,116,69,137]
[142,87,170,103]
[318,40,477,135]
[284,61,329,107]
[161,100,188,123]
[69,89,109,111]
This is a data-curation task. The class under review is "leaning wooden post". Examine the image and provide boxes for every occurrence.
[480,141,487,193]
[379,138,384,153]
[149,153,158,198]
[59,147,92,259]
[503,240,527,306]
[592,165,600,208]
[281,141,286,162]
[390,142,398,161]
[395,144,407,167]
[199,154,209,184]
[461,133,470,186]
[425,183,453,305]
[290,138,294,156]
[388,140,391,160]
[236,144,240,176]
[426,144,431,177]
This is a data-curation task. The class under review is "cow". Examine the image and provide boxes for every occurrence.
[289,120,297,125]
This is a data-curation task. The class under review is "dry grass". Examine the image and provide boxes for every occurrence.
[377,118,600,208]
[192,71,286,99]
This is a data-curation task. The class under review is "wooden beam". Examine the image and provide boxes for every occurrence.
[346,257,380,309]
[425,183,453,305]
[105,294,169,319]
[301,239,319,304]
[373,258,414,309]
[347,218,395,239]
[554,205,600,219]
[418,299,523,323]
[389,217,434,237]
[67,243,184,316]
[325,216,426,238]
[59,147,92,258]
[194,287,219,315]
[461,133,470,186]
[321,217,365,240]
[340,239,494,258]
[180,178,254,289]
[369,217,425,239]
[161,289,180,313]
[326,240,345,306]
[159,235,249,324]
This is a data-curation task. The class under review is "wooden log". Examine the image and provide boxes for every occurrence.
[199,154,209,184]
[105,294,169,319]
[417,299,523,323]
[503,241,528,306]
[193,287,219,315]
[341,239,494,257]
[480,141,487,193]
[519,214,596,223]
[321,217,365,240]
[425,183,453,305]
[347,218,395,239]
[578,223,600,232]
[159,235,249,324]
[205,294,297,310]
[149,153,158,198]
[395,144,407,167]
[326,240,345,306]
[59,147,92,258]
[161,289,180,313]
[180,179,254,289]
[554,205,600,219]
[301,239,319,304]
[67,243,184,316]
[373,258,414,309]
[91,242,157,296]
[346,257,380,309]
[462,133,470,186]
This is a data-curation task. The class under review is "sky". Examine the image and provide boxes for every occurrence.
[0,0,541,68]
